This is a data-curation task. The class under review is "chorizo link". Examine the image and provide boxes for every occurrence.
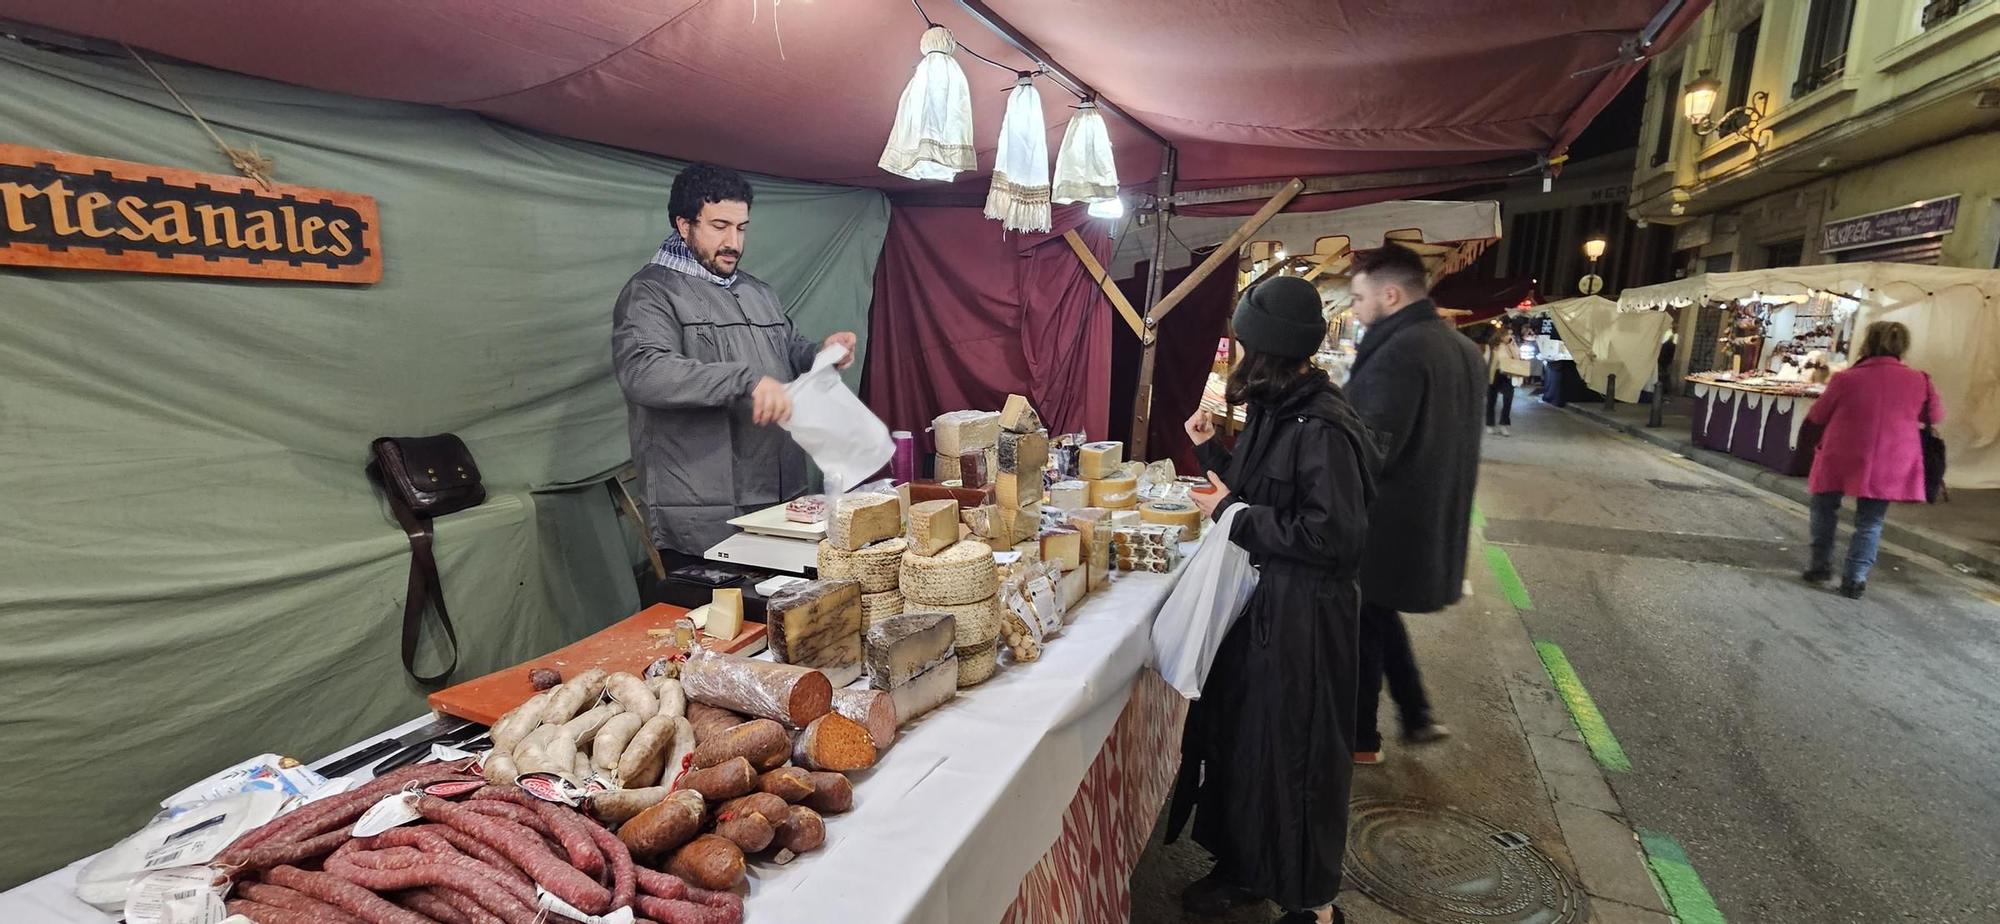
[430,887,509,924]
[322,857,540,924]
[411,794,613,915]
[219,762,477,863]
[582,816,636,911]
[233,881,364,923]
[225,898,325,924]
[328,845,538,906]
[397,888,473,924]
[469,786,605,876]
[634,893,744,924]
[266,865,432,924]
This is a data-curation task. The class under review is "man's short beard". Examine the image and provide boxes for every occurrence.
[696,249,740,278]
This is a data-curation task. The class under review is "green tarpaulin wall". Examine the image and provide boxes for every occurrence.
[0,40,888,886]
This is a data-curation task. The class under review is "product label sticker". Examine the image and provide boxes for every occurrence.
[537,887,636,924]
[424,779,485,798]
[350,792,422,837]
[516,773,582,806]
[139,811,235,871]
[125,868,226,924]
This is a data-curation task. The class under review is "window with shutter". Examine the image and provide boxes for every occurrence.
[1794,0,1856,97]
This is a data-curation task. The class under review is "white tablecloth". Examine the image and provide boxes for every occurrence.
[2,567,1182,924]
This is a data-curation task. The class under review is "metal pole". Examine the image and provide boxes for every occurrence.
[1605,373,1618,411]
[1648,372,1666,427]
[1131,146,1176,461]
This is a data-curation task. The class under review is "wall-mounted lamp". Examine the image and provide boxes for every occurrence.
[1683,70,1770,156]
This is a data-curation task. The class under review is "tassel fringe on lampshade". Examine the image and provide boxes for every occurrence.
[1052,102,1118,205]
[879,26,977,182]
[984,75,1052,233]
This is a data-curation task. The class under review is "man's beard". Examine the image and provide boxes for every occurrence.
[695,245,742,278]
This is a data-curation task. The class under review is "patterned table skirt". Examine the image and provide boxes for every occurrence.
[1000,669,1189,923]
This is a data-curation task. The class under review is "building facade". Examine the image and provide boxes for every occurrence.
[1629,0,2000,271]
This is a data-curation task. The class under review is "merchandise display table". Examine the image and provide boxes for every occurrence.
[1,568,1190,924]
[1686,379,1822,476]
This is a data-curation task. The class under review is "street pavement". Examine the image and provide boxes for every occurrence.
[1484,399,2000,922]
[1129,394,2000,923]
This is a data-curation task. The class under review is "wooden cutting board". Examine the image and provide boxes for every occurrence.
[426,604,768,726]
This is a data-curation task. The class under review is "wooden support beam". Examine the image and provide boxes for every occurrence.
[1063,230,1145,341]
[1130,149,1176,461]
[1147,179,1303,325]
[1301,249,1352,282]
[1166,157,1539,208]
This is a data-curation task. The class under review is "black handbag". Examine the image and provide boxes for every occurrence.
[1920,374,1947,503]
[367,435,486,684]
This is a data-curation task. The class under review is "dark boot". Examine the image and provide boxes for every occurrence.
[1182,871,1260,916]
[1802,566,1832,584]
[1273,906,1345,923]
[1839,580,1866,599]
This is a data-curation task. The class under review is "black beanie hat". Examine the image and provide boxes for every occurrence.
[1232,275,1327,360]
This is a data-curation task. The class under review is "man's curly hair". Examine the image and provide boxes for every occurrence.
[670,163,755,227]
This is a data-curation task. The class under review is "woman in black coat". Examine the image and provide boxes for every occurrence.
[1167,276,1379,924]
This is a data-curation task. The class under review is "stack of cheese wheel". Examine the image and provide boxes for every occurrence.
[899,540,1002,687]
[858,588,905,626]
[820,537,906,623]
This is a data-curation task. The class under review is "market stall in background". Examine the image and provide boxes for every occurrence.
[1622,263,2000,487]
[0,0,1706,919]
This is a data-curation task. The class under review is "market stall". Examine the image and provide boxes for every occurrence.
[1,0,1703,914]
[1622,264,2000,488]
[1682,374,1825,475]
[1539,295,1673,404]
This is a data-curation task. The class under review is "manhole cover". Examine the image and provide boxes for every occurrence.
[1344,799,1589,923]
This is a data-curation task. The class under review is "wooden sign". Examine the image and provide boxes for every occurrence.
[0,144,381,284]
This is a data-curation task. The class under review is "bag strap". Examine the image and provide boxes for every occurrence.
[1920,372,1936,430]
[381,487,460,685]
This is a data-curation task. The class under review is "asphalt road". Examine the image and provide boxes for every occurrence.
[1482,399,2000,923]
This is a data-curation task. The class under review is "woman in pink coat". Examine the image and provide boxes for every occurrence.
[1802,321,1943,598]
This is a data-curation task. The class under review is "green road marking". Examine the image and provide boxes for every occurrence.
[1471,501,1487,531]
[1484,544,1532,610]
[1533,641,1631,772]
[1638,829,1727,924]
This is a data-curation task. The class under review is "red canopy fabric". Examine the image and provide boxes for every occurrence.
[1,0,1704,190]
[1109,253,1238,469]
[861,204,1113,459]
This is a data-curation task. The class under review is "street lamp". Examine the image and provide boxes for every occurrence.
[1579,235,1607,296]
[1682,69,1770,155]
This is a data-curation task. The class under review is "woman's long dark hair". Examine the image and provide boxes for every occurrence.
[1226,347,1315,406]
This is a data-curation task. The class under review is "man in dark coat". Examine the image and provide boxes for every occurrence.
[1343,243,1486,761]
[1169,276,1379,923]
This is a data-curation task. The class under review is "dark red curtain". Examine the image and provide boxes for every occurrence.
[860,204,1113,460]
[1109,250,1237,470]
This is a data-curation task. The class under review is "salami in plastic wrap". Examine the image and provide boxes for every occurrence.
[679,647,833,728]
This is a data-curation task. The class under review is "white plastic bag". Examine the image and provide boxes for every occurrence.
[781,345,894,495]
[1150,504,1259,699]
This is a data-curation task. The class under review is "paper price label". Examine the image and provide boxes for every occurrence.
[125,868,226,924]
[351,792,422,837]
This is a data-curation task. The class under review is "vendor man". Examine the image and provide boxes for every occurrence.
[612,163,856,566]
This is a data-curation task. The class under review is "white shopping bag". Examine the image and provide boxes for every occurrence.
[1150,504,1259,699]
[781,345,894,495]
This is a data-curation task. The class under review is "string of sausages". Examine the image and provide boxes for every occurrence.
[214,760,743,924]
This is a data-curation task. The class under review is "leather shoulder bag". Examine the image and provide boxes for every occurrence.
[367,434,486,684]
[1920,373,1947,504]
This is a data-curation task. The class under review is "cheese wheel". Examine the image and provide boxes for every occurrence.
[818,538,906,593]
[860,589,905,626]
[899,540,998,606]
[955,639,999,687]
[1141,500,1203,539]
[1087,475,1139,509]
[933,595,1001,649]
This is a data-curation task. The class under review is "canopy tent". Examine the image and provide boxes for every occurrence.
[1538,295,1672,404]
[1109,199,1504,280]
[0,0,1705,193]
[1620,264,2000,488]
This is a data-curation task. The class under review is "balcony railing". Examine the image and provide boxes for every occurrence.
[1922,0,1969,30]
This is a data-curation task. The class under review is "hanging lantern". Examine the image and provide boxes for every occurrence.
[985,74,1052,233]
[879,26,976,182]
[1053,101,1119,205]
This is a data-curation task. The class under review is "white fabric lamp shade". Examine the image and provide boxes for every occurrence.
[879,26,977,182]
[1053,102,1118,204]
[984,75,1053,233]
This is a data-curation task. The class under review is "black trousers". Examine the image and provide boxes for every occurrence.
[1355,601,1433,752]
[1486,376,1514,426]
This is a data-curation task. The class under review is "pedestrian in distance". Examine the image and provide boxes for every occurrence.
[1341,243,1486,764]
[1170,275,1380,924]
[1801,321,1943,599]
[1477,323,1519,436]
